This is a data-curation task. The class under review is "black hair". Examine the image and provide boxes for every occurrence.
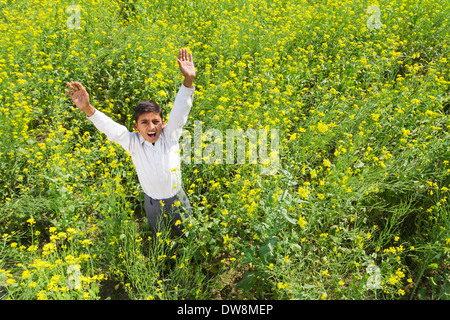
[134,100,163,122]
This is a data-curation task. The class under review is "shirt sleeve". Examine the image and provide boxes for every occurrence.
[87,109,132,152]
[164,84,195,142]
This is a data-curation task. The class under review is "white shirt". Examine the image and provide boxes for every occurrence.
[87,85,195,200]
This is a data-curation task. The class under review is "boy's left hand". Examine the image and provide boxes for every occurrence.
[177,48,195,88]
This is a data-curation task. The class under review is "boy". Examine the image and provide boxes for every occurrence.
[64,48,195,238]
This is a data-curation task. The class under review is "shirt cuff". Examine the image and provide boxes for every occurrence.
[180,84,195,94]
[86,108,101,121]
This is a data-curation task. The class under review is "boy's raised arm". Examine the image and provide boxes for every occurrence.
[177,48,195,89]
[64,81,96,117]
[163,49,196,142]
[64,81,132,151]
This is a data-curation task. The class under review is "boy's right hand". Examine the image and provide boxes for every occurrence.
[64,81,95,116]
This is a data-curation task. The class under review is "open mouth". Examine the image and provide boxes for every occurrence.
[147,132,157,139]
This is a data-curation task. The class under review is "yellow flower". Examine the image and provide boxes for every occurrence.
[371,113,381,121]
[401,128,411,136]
[27,245,38,252]
[297,216,307,228]
[317,122,328,133]
[389,275,398,285]
[298,186,310,200]
[277,282,288,290]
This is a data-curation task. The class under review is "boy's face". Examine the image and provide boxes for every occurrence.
[134,112,164,144]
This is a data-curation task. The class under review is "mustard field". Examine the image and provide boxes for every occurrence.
[0,0,449,300]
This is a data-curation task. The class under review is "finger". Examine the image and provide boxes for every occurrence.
[182,48,188,61]
[64,88,72,97]
[72,82,84,91]
[66,81,76,94]
[189,52,193,63]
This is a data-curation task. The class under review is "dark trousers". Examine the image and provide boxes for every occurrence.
[144,188,191,237]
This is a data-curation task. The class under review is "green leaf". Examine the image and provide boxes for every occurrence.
[236,270,257,293]
[259,237,278,265]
